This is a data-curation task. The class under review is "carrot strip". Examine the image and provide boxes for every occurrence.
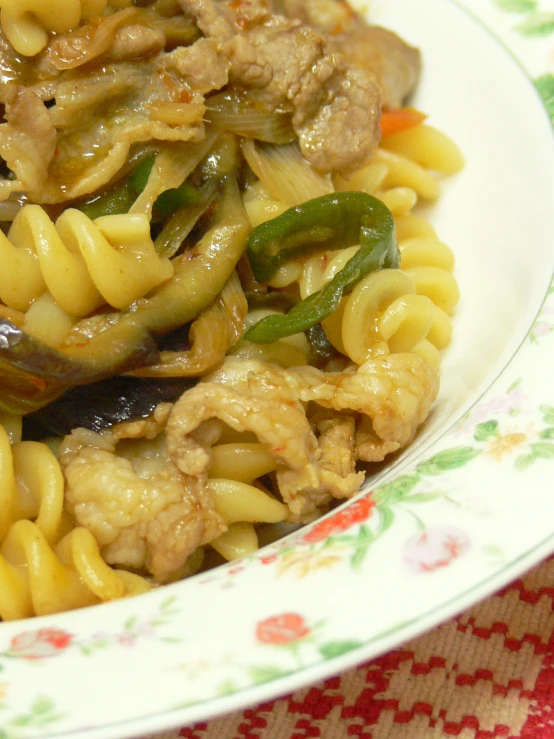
[380,108,427,138]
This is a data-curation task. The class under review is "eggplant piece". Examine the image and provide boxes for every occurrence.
[306,324,339,368]
[30,375,197,436]
[0,317,158,415]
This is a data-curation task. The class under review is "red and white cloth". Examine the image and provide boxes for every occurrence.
[146,556,554,738]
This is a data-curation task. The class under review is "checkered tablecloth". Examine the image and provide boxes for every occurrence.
[145,556,554,738]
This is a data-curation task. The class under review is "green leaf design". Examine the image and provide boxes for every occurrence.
[10,717,33,728]
[406,492,442,503]
[515,12,554,36]
[494,0,537,10]
[530,442,554,459]
[374,474,420,505]
[319,640,363,659]
[248,665,290,684]
[474,420,500,442]
[356,524,373,544]
[216,680,238,696]
[377,505,395,533]
[507,378,522,393]
[160,595,178,612]
[31,698,54,716]
[541,403,554,425]
[540,427,554,440]
[515,453,536,470]
[416,447,481,475]
[350,542,371,571]
[535,74,554,124]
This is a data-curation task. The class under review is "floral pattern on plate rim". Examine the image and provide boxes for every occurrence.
[0,1,553,736]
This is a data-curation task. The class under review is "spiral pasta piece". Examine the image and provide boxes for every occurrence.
[297,236,457,366]
[0,0,131,57]
[0,205,173,317]
[399,236,459,317]
[0,423,150,620]
[0,424,65,543]
[0,520,149,620]
[207,442,287,559]
[0,0,82,57]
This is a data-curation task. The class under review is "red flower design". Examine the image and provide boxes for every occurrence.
[403,526,470,574]
[303,496,375,544]
[256,613,310,645]
[9,628,74,660]
[259,554,278,566]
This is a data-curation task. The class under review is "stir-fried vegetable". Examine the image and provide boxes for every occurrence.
[77,184,137,220]
[132,177,250,334]
[206,91,295,145]
[0,318,158,414]
[30,376,196,436]
[245,192,399,342]
[129,154,201,220]
[380,107,427,138]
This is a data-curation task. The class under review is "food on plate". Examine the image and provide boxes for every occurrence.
[0,0,463,619]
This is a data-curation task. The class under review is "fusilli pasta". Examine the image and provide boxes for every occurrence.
[0,423,150,620]
[0,0,135,57]
[0,205,173,319]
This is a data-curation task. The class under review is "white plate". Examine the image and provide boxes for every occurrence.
[1,1,553,737]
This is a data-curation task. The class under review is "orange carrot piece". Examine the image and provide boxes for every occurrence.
[380,108,428,138]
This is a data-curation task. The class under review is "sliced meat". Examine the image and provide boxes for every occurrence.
[59,426,225,582]
[0,87,57,202]
[161,38,230,94]
[313,413,364,499]
[292,58,380,174]
[179,0,382,174]
[295,352,439,461]
[178,0,235,40]
[109,24,167,61]
[166,353,437,518]
[281,1,421,107]
[328,25,421,109]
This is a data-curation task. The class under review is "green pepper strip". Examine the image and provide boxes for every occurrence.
[76,154,201,222]
[244,192,399,343]
[76,184,137,220]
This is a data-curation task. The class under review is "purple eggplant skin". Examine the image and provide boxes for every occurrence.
[0,317,159,415]
[29,376,197,436]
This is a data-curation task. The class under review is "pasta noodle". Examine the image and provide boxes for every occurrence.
[0,0,465,618]
[0,0,134,57]
[0,206,173,318]
[0,0,82,57]
[0,423,150,620]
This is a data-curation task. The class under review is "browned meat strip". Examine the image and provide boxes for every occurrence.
[109,24,166,61]
[161,38,230,94]
[179,0,382,174]
[282,0,421,108]
[328,25,421,109]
